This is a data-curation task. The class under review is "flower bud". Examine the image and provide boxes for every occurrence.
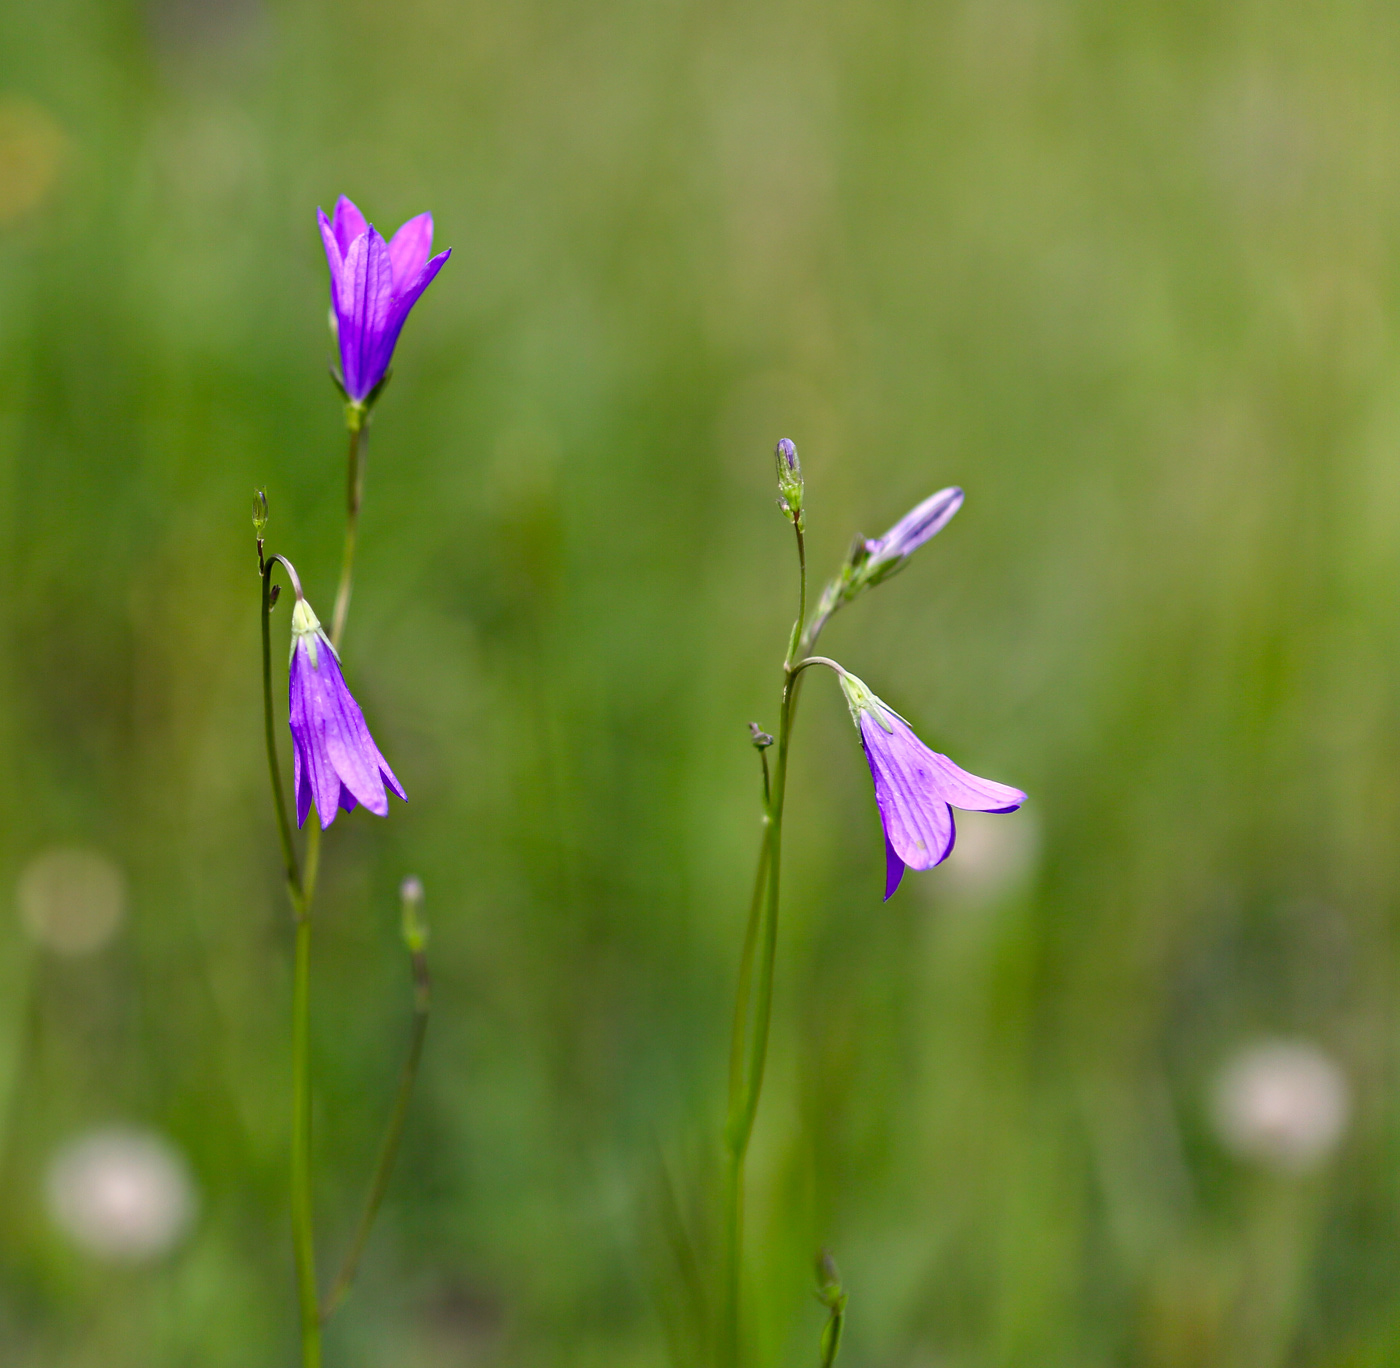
[400,875,428,953]
[252,488,269,537]
[774,438,804,524]
[749,722,774,750]
[815,1248,844,1307]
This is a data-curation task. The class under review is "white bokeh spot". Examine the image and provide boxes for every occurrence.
[1211,1040,1350,1173]
[47,1128,196,1261]
[18,848,126,955]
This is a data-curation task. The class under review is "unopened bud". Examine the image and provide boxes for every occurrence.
[749,722,774,750]
[268,584,281,608]
[815,1248,844,1306]
[252,488,269,537]
[774,438,804,524]
[400,875,428,953]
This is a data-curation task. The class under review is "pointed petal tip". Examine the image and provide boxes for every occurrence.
[387,212,436,289]
[383,766,407,803]
[883,834,905,899]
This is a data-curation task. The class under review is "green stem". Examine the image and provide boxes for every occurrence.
[721,519,807,1368]
[260,559,318,1367]
[721,834,771,1368]
[727,838,771,1125]
[262,566,303,915]
[330,422,365,653]
[291,913,320,1368]
[320,943,432,1323]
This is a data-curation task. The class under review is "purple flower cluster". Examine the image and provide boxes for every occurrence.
[839,671,1024,899]
[288,596,405,830]
[318,195,451,405]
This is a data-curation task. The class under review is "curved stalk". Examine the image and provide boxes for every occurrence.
[260,557,318,1367]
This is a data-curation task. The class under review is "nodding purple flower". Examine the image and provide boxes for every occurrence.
[839,671,1024,899]
[317,195,451,405]
[862,486,964,582]
[288,596,406,830]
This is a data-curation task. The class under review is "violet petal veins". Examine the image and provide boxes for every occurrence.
[317,194,451,403]
[863,486,964,579]
[839,671,1025,899]
[288,596,406,830]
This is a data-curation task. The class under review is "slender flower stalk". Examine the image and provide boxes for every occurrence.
[721,456,1023,1365]
[722,441,808,1368]
[259,549,319,1368]
[255,197,448,1367]
[320,877,432,1323]
[331,417,366,650]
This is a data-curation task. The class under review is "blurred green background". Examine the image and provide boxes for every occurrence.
[2,0,1400,1363]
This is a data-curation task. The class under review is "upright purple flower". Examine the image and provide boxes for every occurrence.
[318,195,451,404]
[288,596,406,830]
[839,671,1024,899]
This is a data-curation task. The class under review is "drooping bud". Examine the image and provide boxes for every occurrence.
[400,875,428,953]
[749,722,774,750]
[774,438,804,525]
[252,488,269,537]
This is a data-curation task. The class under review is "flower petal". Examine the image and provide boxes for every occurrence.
[861,713,956,872]
[319,668,391,817]
[293,729,313,829]
[289,640,345,829]
[387,212,434,291]
[869,487,964,565]
[339,227,395,402]
[331,195,368,256]
[375,247,451,378]
[317,207,344,305]
[884,832,906,900]
[925,749,1026,812]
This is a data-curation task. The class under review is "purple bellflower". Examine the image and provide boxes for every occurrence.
[839,670,1024,899]
[318,195,451,405]
[288,595,406,830]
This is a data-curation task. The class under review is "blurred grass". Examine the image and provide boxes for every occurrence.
[3,0,1400,1363]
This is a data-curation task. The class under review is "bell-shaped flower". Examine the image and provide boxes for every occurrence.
[288,596,406,830]
[839,670,1024,899]
[317,195,451,404]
